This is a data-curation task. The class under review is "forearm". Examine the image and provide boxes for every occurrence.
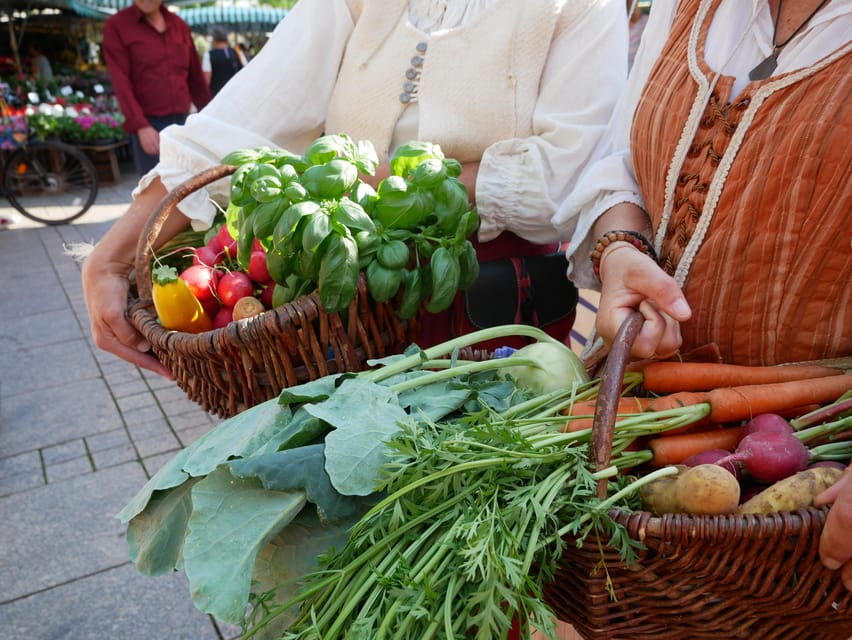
[86,179,185,273]
[591,202,653,242]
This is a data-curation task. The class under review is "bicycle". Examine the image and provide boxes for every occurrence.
[1,99,99,226]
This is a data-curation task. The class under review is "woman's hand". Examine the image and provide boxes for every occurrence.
[814,465,852,591]
[81,178,185,378]
[82,247,171,376]
[595,242,692,359]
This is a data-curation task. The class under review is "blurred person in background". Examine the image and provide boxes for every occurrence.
[202,26,244,97]
[102,0,211,175]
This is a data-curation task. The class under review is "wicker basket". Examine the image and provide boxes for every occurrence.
[126,165,420,418]
[544,312,852,640]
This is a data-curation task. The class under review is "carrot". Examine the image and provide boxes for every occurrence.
[646,374,852,424]
[641,361,843,394]
[648,426,745,467]
[562,396,651,432]
[706,374,852,423]
[645,391,712,414]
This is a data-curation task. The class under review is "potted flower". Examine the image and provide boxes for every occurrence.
[77,112,126,145]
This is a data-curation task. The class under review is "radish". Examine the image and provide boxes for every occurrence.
[248,250,272,284]
[194,244,224,267]
[682,448,741,480]
[743,413,794,437]
[215,224,238,260]
[180,264,219,309]
[212,306,233,329]
[716,431,809,484]
[218,271,254,307]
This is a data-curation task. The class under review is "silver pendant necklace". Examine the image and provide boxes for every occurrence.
[749,0,830,81]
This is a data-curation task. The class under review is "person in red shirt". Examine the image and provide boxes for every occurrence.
[102,0,210,175]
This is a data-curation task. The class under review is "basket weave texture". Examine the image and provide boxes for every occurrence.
[544,312,852,640]
[127,165,419,418]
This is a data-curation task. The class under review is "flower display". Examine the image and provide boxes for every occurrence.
[2,77,125,147]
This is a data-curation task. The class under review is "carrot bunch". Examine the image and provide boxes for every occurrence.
[562,360,852,468]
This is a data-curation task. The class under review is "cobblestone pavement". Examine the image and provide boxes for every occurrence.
[0,161,240,640]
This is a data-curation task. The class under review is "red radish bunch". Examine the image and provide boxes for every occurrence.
[167,224,283,331]
[715,414,810,484]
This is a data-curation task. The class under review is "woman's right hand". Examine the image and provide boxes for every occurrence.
[82,246,172,376]
[81,178,185,377]
[594,242,692,360]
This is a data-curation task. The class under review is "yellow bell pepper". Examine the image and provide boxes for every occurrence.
[151,265,213,333]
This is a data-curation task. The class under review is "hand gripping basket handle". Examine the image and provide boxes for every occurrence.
[134,164,237,299]
[589,310,644,500]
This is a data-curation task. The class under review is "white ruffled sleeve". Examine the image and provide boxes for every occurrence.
[474,0,628,245]
[554,0,679,289]
[133,0,357,229]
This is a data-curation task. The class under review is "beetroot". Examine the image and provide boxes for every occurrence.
[682,448,741,480]
[716,431,809,484]
[743,413,794,437]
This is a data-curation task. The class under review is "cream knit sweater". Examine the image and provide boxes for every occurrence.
[155,0,626,243]
[326,0,593,163]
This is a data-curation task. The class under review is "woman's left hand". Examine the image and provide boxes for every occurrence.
[595,242,691,360]
[814,464,852,591]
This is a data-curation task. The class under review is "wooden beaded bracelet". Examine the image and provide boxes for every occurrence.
[590,230,658,279]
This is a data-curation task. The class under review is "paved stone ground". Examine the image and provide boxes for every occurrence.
[0,160,241,640]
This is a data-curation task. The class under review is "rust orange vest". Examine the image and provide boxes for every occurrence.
[632,0,851,365]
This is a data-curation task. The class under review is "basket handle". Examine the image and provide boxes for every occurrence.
[589,310,644,500]
[134,164,237,299]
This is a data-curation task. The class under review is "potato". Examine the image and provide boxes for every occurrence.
[674,464,741,515]
[738,466,843,514]
[640,465,687,515]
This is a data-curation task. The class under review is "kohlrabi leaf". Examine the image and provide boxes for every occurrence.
[277,374,344,406]
[249,408,329,457]
[126,477,201,575]
[183,466,307,624]
[227,444,375,523]
[249,508,362,634]
[181,397,294,477]
[306,378,409,496]
[118,397,313,534]
[116,445,193,523]
[397,379,472,421]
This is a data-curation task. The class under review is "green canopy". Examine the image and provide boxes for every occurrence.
[176,5,287,29]
[7,0,287,26]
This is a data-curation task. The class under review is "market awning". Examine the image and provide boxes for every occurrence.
[176,5,287,30]
[27,0,285,24]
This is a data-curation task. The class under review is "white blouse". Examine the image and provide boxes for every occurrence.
[555,0,852,289]
[141,0,628,240]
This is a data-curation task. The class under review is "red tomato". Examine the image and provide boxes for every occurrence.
[194,244,224,267]
[218,271,254,307]
[248,250,272,284]
[180,264,219,307]
[212,306,233,329]
[216,225,238,260]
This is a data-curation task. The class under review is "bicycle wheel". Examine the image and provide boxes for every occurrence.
[3,140,99,225]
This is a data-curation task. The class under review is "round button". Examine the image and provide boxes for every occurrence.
[403,82,416,93]
[405,68,418,80]
[400,92,412,104]
[416,42,428,53]
[411,55,424,67]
